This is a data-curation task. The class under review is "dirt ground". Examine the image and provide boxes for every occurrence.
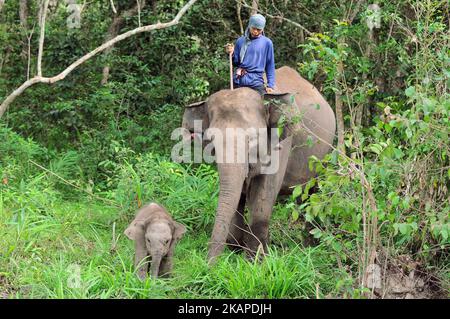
[367,254,447,299]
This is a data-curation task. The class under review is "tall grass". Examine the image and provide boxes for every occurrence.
[113,153,219,231]
[0,125,347,299]
[1,189,345,298]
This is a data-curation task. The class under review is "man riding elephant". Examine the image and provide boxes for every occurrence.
[182,66,336,265]
[225,14,276,95]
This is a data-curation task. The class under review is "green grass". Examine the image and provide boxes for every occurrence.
[0,131,346,299]
[0,196,345,299]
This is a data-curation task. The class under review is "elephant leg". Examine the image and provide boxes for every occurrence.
[245,174,276,258]
[158,256,173,278]
[134,240,150,280]
[208,164,246,265]
[245,136,293,259]
[226,193,248,252]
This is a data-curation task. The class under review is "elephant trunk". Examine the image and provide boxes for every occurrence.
[208,163,246,265]
[150,254,163,278]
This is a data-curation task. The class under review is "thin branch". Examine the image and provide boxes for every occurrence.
[347,0,366,24]
[27,27,36,80]
[37,0,50,77]
[237,1,244,35]
[137,0,142,27]
[237,0,312,35]
[0,0,198,118]
[251,0,258,15]
[110,0,117,14]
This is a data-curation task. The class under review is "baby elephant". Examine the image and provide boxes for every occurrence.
[124,203,186,280]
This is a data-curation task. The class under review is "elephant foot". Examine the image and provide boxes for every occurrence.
[207,254,219,267]
[244,243,267,262]
[207,242,225,266]
[137,269,148,281]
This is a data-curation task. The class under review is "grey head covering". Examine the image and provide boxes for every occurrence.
[239,14,266,63]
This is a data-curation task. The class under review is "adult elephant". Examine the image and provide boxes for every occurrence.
[181,66,336,264]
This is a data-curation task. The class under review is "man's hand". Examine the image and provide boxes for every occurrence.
[225,43,234,55]
[266,87,275,94]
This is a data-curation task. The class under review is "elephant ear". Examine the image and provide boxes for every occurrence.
[172,221,187,242]
[186,100,206,108]
[183,100,209,132]
[124,220,146,240]
[124,203,160,240]
[264,92,296,129]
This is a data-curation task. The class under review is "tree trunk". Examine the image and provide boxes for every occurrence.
[101,0,147,85]
[151,0,157,14]
[208,163,246,265]
[19,0,28,29]
[19,0,29,58]
[251,0,258,15]
[101,15,122,85]
[236,1,244,35]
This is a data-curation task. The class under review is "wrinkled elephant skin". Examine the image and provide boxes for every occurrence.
[182,66,336,264]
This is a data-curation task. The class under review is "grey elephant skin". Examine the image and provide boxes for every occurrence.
[182,66,336,264]
[124,203,186,280]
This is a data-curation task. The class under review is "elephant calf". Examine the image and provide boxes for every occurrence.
[124,203,186,280]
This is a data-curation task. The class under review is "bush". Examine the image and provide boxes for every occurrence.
[113,153,218,232]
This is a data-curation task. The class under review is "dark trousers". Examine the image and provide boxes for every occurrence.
[233,83,266,96]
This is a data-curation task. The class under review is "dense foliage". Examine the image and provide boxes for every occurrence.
[0,0,448,298]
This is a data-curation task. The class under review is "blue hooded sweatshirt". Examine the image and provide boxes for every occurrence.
[232,32,276,89]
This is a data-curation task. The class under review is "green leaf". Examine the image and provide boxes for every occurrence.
[331,149,339,164]
[398,223,408,235]
[277,126,284,137]
[405,86,416,97]
[392,196,400,207]
[402,197,411,210]
[394,148,404,159]
[332,241,342,252]
[292,185,302,199]
[405,128,413,138]
[384,122,393,133]
[291,209,299,222]
[306,135,314,148]
[310,228,322,239]
[369,144,383,155]
[387,191,396,201]
[441,228,448,241]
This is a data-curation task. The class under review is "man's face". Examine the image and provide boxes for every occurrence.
[250,27,263,37]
